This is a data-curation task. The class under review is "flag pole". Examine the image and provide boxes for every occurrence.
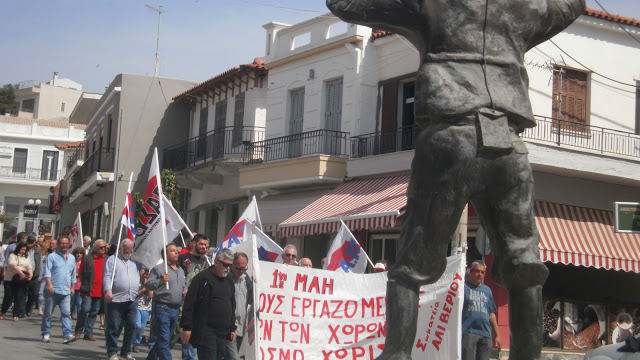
[154,148,170,289]
[111,172,133,289]
[77,212,83,250]
[179,231,187,248]
[341,219,375,268]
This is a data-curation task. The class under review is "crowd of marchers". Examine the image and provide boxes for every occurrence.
[0,232,274,360]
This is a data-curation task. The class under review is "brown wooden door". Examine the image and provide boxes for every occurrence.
[552,68,587,131]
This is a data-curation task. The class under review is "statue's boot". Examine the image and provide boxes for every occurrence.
[375,279,419,360]
[508,285,544,360]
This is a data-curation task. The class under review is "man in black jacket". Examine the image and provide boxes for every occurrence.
[74,239,108,341]
[181,248,236,360]
[26,235,43,316]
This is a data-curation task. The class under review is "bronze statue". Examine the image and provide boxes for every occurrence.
[326,0,585,359]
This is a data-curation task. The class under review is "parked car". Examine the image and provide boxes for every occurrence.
[584,336,640,360]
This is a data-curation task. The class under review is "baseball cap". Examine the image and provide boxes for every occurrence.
[374,262,386,271]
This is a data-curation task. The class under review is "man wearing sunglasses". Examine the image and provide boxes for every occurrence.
[181,248,237,360]
[74,239,108,341]
[281,244,297,265]
[225,252,253,359]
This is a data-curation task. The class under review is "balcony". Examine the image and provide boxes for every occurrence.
[163,126,265,171]
[351,125,416,159]
[239,129,349,190]
[244,129,349,165]
[68,148,115,203]
[350,117,640,160]
[0,166,60,182]
[66,148,85,174]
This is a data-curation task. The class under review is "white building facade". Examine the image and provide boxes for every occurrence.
[0,116,85,241]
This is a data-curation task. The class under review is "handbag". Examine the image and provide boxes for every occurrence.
[11,270,29,283]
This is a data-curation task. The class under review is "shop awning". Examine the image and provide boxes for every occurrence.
[279,175,410,237]
[535,201,640,273]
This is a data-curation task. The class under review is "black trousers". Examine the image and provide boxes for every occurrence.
[1,281,27,317]
[25,278,39,314]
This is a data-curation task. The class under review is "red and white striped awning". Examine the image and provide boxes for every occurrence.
[279,175,410,237]
[535,200,640,273]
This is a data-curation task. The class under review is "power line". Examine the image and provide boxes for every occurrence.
[220,0,333,18]
[549,39,639,88]
[593,0,640,46]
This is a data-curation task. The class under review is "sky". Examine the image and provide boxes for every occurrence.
[0,0,638,94]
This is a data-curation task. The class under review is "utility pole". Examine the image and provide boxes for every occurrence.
[145,4,162,77]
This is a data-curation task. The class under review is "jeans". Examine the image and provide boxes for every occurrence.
[37,279,46,309]
[135,309,151,345]
[70,290,82,316]
[75,296,102,336]
[106,301,138,357]
[195,332,228,360]
[462,332,493,360]
[146,304,180,360]
[2,281,27,318]
[224,336,239,360]
[41,292,72,337]
[182,343,196,360]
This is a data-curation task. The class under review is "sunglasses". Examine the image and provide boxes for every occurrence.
[284,253,297,258]
[97,246,107,250]
[220,262,233,268]
[235,266,248,271]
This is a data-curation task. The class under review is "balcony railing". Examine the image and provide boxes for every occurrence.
[244,129,349,165]
[523,116,640,158]
[66,148,86,171]
[69,148,115,195]
[163,126,265,170]
[351,125,416,159]
[351,116,640,159]
[0,166,60,181]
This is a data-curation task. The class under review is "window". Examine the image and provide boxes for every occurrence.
[22,99,35,113]
[324,78,343,154]
[41,150,59,181]
[287,88,305,159]
[226,203,239,234]
[378,77,416,154]
[12,148,27,173]
[197,106,208,160]
[107,114,113,149]
[368,233,399,268]
[552,67,588,131]
[61,102,65,112]
[233,93,245,147]
[213,100,228,158]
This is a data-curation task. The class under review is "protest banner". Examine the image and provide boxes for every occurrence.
[256,253,465,360]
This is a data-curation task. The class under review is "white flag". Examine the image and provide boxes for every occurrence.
[323,220,371,273]
[132,148,168,269]
[213,196,262,255]
[69,212,83,250]
[163,194,191,241]
[244,222,283,263]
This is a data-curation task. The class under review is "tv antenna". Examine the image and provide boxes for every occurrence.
[145,4,162,77]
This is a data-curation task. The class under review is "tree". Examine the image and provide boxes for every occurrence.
[0,84,18,115]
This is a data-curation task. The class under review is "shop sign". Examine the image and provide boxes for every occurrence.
[614,202,640,233]
[24,205,39,218]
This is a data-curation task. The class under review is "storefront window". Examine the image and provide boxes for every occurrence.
[543,300,638,352]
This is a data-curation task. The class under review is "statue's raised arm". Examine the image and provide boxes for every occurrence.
[326,0,422,38]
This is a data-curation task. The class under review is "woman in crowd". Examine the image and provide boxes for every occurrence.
[1,243,33,321]
[71,247,85,319]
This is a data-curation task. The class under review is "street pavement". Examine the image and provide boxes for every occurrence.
[0,285,183,360]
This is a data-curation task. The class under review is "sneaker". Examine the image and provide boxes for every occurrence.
[38,308,43,315]
[120,355,135,360]
[63,335,77,344]
[42,335,50,343]
[109,355,119,360]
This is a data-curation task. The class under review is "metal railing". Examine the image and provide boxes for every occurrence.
[523,115,640,158]
[0,166,60,181]
[350,117,640,159]
[69,148,115,195]
[351,125,416,158]
[163,126,265,170]
[244,129,349,165]
[66,148,86,171]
